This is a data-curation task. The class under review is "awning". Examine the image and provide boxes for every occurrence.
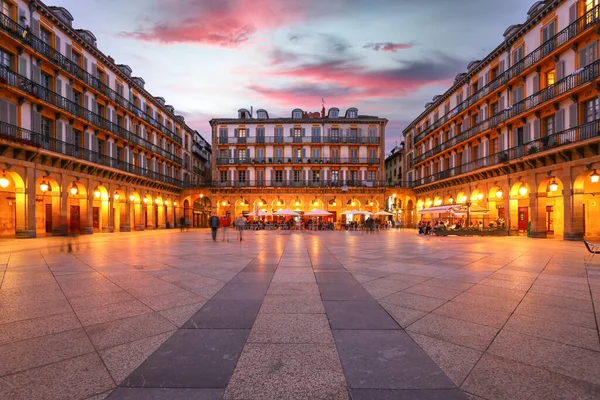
[419,205,457,214]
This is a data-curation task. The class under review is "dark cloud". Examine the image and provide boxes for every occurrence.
[363,42,414,52]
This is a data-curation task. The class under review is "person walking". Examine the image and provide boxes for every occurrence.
[221,215,231,242]
[179,216,185,232]
[235,215,246,242]
[209,214,220,242]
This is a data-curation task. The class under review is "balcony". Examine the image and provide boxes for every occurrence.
[0,66,183,165]
[0,120,181,187]
[0,12,182,145]
[215,157,380,165]
[412,119,600,187]
[206,179,390,189]
[412,5,600,146]
[216,136,381,145]
[411,59,600,167]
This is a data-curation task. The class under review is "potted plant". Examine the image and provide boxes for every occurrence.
[268,157,272,163]
[527,145,538,155]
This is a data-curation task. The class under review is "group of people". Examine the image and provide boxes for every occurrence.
[418,219,488,235]
[209,214,246,242]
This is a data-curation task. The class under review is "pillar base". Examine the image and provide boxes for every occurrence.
[120,225,131,232]
[158,224,166,229]
[80,227,93,235]
[529,231,547,239]
[134,225,145,231]
[16,230,36,238]
[101,226,114,233]
[564,232,584,241]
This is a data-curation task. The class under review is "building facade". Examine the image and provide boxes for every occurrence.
[404,0,600,239]
[0,0,209,237]
[385,144,405,186]
[198,107,407,223]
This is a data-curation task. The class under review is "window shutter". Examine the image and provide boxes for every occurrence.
[56,77,62,96]
[466,85,471,98]
[302,128,306,136]
[580,48,587,68]
[499,96,505,110]
[589,42,597,65]
[66,84,73,101]
[66,125,73,154]
[478,77,483,91]
[556,109,565,132]
[511,128,518,148]
[569,103,578,128]
[533,74,539,93]
[32,18,40,38]
[234,128,238,137]
[83,57,88,72]
[18,56,27,76]
[112,109,116,123]
[346,128,349,136]
[31,63,40,84]
[84,130,90,150]
[84,94,89,110]
[92,98,97,114]
[289,128,293,136]
[556,60,563,80]
[499,60,505,74]
[569,3,577,24]
[524,123,531,142]
[66,44,72,61]
[56,120,63,142]
[55,36,61,54]
[92,135,98,154]
[533,119,540,140]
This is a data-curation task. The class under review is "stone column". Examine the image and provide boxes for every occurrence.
[17,167,36,238]
[529,193,547,238]
[121,198,131,232]
[81,193,94,235]
[564,189,585,241]
[102,197,114,233]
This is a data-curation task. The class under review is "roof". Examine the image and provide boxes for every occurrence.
[209,116,388,126]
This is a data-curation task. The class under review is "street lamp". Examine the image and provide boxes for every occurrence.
[591,170,599,183]
[129,194,135,202]
[69,182,78,196]
[519,183,528,197]
[0,172,9,189]
[495,189,503,199]
[39,180,50,193]
[548,179,559,192]
[114,193,120,201]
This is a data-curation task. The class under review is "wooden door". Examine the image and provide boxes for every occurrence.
[45,204,52,233]
[93,207,100,230]
[518,207,528,231]
[70,205,80,234]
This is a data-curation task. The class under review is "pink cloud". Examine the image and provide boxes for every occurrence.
[123,0,315,46]
[363,42,414,52]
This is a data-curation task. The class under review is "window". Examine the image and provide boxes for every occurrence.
[331,148,339,162]
[73,129,81,157]
[41,117,52,146]
[275,148,283,162]
[350,149,358,163]
[586,0,599,13]
[368,149,377,163]
[40,28,51,48]
[220,170,227,183]
[368,171,376,181]
[544,115,555,137]
[238,149,247,162]
[97,138,105,155]
[2,2,13,19]
[293,128,302,142]
[312,170,320,182]
[294,170,301,183]
[348,110,357,118]
[579,42,597,68]
[292,110,302,119]
[256,127,265,143]
[256,148,264,161]
[584,98,600,122]
[331,128,339,142]
[275,127,283,143]
[312,148,320,160]
[512,46,524,64]
[546,70,555,86]
[349,128,358,142]
[219,127,227,144]
[116,146,122,161]
[238,170,246,183]
[275,170,283,183]
[0,48,12,70]
[332,170,339,184]
[294,148,302,161]
[71,51,81,67]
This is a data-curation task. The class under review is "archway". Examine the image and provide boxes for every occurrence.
[406,199,414,227]
[573,170,600,239]
[534,177,564,237]
[0,170,26,237]
[487,185,506,225]
[143,194,153,229]
[510,181,530,233]
[235,198,250,217]
[91,185,109,232]
[129,191,143,231]
[35,175,60,235]
[154,196,164,229]
[67,180,88,234]
[112,189,126,232]
[193,196,211,227]
[271,197,286,212]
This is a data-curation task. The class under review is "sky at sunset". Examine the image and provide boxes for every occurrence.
[50,0,535,152]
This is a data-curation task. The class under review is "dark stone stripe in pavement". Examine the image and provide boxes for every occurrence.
[313,250,467,397]
[113,253,279,395]
[120,329,249,389]
[108,387,224,399]
[350,388,468,400]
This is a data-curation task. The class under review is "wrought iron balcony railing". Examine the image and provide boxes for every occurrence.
[0,66,183,165]
[411,58,600,166]
[0,12,182,145]
[0,120,182,187]
[412,4,600,145]
[217,136,381,145]
[215,157,380,165]
[412,118,600,187]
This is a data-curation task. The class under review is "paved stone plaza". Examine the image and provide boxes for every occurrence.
[0,229,599,399]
